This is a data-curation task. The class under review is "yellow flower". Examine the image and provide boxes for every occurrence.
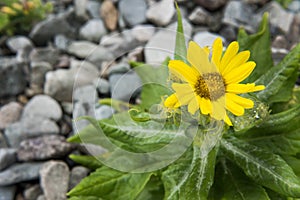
[1,6,17,15]
[12,3,23,11]
[164,38,265,126]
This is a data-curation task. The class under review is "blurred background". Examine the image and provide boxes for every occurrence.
[0,0,299,199]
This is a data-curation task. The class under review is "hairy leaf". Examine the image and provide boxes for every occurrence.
[69,154,102,170]
[221,137,300,197]
[255,43,300,103]
[68,167,152,200]
[174,2,187,63]
[162,145,217,200]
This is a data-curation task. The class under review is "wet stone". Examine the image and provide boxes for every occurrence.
[0,148,17,171]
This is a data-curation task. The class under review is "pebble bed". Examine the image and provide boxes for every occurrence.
[0,0,300,199]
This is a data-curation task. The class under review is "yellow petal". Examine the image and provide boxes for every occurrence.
[223,61,256,84]
[176,93,194,107]
[252,85,265,92]
[168,60,198,84]
[172,83,194,96]
[164,94,179,108]
[187,41,216,74]
[211,96,226,120]
[211,38,223,68]
[226,83,256,94]
[199,97,211,115]
[225,94,245,116]
[227,93,254,109]
[188,98,199,115]
[219,41,239,73]
[224,113,233,126]
[222,50,250,76]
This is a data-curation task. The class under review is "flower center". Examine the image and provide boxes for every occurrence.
[194,72,225,101]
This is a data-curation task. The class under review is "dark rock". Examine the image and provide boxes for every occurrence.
[68,166,90,190]
[128,46,144,62]
[146,0,175,26]
[29,47,59,66]
[22,95,62,121]
[30,62,52,89]
[40,161,69,200]
[188,7,211,25]
[0,162,44,186]
[0,132,8,148]
[17,135,73,161]
[0,102,23,130]
[109,71,142,101]
[0,186,16,200]
[272,35,288,49]
[0,148,16,171]
[0,57,27,98]
[119,0,147,27]
[194,0,228,11]
[29,9,76,46]
[23,184,42,200]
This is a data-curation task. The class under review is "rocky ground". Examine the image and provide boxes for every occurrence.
[0,0,300,199]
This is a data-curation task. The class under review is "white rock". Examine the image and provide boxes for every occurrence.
[146,0,175,26]
[131,25,155,42]
[193,31,226,47]
[79,19,107,42]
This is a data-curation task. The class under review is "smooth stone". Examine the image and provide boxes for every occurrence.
[29,9,75,46]
[188,7,211,25]
[73,85,98,104]
[145,19,193,64]
[68,166,90,190]
[0,162,44,186]
[6,36,33,53]
[95,105,115,120]
[288,0,300,12]
[79,19,107,42]
[44,59,99,102]
[94,78,110,94]
[0,133,8,148]
[109,72,142,101]
[23,184,42,200]
[119,0,147,27]
[223,1,255,32]
[4,117,59,148]
[194,0,228,11]
[17,135,73,161]
[0,57,26,98]
[37,195,46,200]
[61,102,73,115]
[0,186,16,200]
[30,62,52,89]
[107,62,130,75]
[29,47,60,66]
[0,102,23,130]
[74,0,88,20]
[54,34,72,51]
[100,0,118,31]
[131,25,155,42]
[146,0,175,26]
[40,161,70,200]
[22,95,62,121]
[86,0,101,18]
[255,1,294,34]
[193,31,226,47]
[0,148,16,171]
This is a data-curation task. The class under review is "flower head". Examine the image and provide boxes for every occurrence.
[164,38,265,126]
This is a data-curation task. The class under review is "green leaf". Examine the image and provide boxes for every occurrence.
[211,160,270,200]
[68,195,102,200]
[136,176,164,200]
[69,154,102,170]
[132,59,172,110]
[282,155,300,177]
[68,166,152,200]
[174,2,187,63]
[162,144,217,200]
[0,13,9,31]
[236,105,300,155]
[220,137,300,197]
[255,43,300,103]
[237,13,273,83]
